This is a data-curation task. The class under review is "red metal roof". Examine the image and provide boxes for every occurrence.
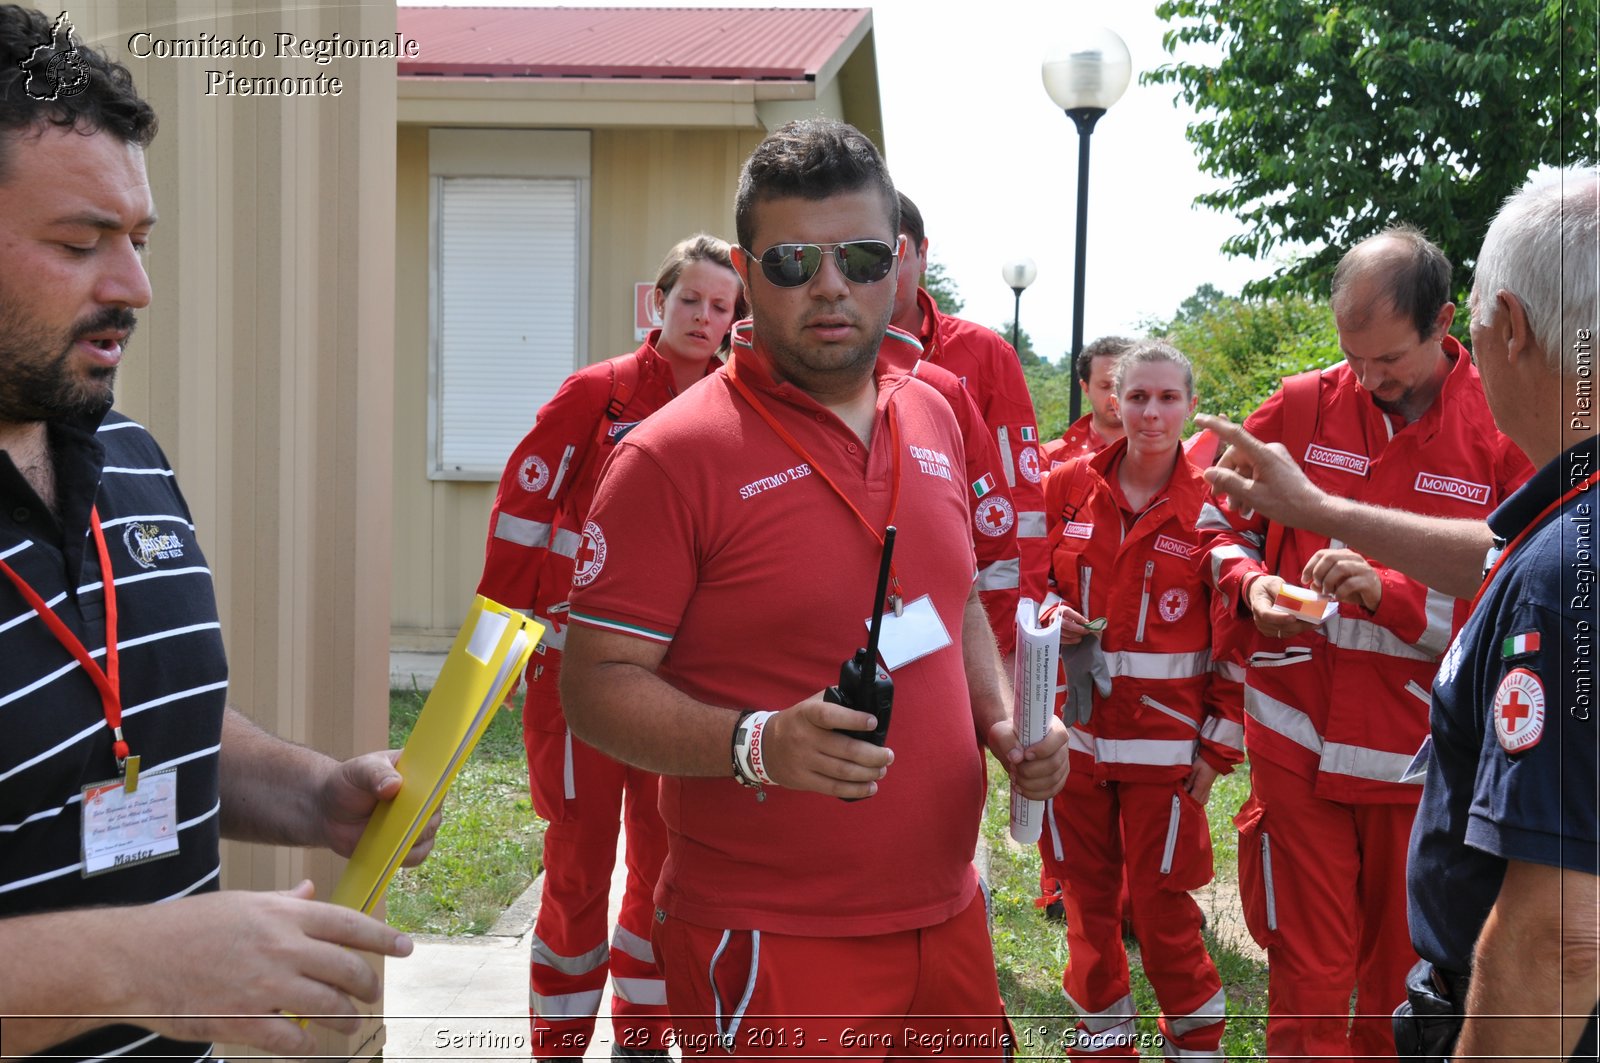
[397,7,870,80]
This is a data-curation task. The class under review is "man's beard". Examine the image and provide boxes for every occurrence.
[0,304,135,423]
[760,305,889,396]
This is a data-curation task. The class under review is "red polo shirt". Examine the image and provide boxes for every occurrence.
[569,325,985,937]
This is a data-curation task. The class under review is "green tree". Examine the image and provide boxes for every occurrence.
[1156,294,1342,423]
[921,257,964,315]
[1025,360,1080,441]
[1172,282,1227,325]
[992,323,1040,365]
[1148,1,1598,302]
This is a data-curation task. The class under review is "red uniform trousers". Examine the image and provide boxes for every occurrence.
[1039,804,1133,928]
[524,653,671,1056]
[1054,772,1225,1059]
[1235,756,1418,1062]
[654,890,1013,1061]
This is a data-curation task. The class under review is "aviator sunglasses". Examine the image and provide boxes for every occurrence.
[750,238,900,288]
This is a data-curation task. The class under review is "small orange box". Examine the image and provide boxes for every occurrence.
[1274,584,1334,623]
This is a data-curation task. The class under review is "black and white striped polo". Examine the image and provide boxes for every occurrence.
[0,406,228,1062]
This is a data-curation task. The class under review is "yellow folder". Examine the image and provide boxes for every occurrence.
[331,595,543,914]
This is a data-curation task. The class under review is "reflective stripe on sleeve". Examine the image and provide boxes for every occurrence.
[1199,715,1245,751]
[1417,588,1457,658]
[1017,510,1047,539]
[1322,614,1436,662]
[1206,543,1260,587]
[977,557,1021,591]
[493,512,553,549]
[550,527,584,559]
[1196,502,1233,533]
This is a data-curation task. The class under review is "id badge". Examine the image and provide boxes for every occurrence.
[81,768,180,877]
[873,594,953,671]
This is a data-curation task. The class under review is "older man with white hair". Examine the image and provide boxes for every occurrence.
[1201,167,1599,1060]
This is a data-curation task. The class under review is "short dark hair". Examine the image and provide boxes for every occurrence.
[0,5,157,181]
[1076,335,1134,384]
[734,119,897,251]
[1330,224,1452,339]
[897,191,926,246]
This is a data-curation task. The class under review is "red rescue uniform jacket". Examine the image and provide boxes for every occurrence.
[478,333,716,705]
[1046,440,1245,784]
[879,328,1021,655]
[910,288,1048,604]
[1198,340,1532,803]
[1042,413,1113,472]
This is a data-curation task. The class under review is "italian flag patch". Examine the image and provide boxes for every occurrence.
[1020,426,1038,442]
[1502,632,1541,659]
[972,473,996,498]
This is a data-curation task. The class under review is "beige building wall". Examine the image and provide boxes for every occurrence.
[392,125,763,644]
[66,1,397,1056]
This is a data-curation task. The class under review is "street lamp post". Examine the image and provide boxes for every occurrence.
[1042,28,1131,423]
[1001,258,1038,358]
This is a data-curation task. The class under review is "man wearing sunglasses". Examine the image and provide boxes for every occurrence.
[561,118,1069,1056]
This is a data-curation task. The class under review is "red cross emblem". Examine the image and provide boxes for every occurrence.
[1500,690,1531,731]
[974,495,1014,538]
[1493,668,1545,753]
[571,520,608,587]
[1018,446,1041,484]
[575,535,599,567]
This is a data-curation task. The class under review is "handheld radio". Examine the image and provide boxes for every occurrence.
[827,525,896,748]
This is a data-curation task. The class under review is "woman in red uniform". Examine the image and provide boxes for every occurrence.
[478,235,745,1061]
[1040,340,1243,1058]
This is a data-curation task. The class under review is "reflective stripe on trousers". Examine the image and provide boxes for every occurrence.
[1065,990,1138,1053]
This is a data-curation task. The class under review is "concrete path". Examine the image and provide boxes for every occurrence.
[384,855,627,1062]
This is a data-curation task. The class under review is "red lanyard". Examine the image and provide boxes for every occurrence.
[726,353,905,604]
[0,507,126,773]
[1468,470,1600,618]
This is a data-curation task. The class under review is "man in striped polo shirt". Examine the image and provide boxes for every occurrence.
[0,8,435,1060]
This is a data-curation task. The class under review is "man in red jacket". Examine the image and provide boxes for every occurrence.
[890,193,1048,609]
[1198,226,1531,1060]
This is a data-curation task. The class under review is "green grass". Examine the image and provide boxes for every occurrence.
[982,757,1269,1060]
[384,686,544,935]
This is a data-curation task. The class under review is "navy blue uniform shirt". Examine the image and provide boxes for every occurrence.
[1408,438,1600,975]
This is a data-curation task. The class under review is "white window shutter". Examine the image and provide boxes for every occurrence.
[435,177,580,476]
